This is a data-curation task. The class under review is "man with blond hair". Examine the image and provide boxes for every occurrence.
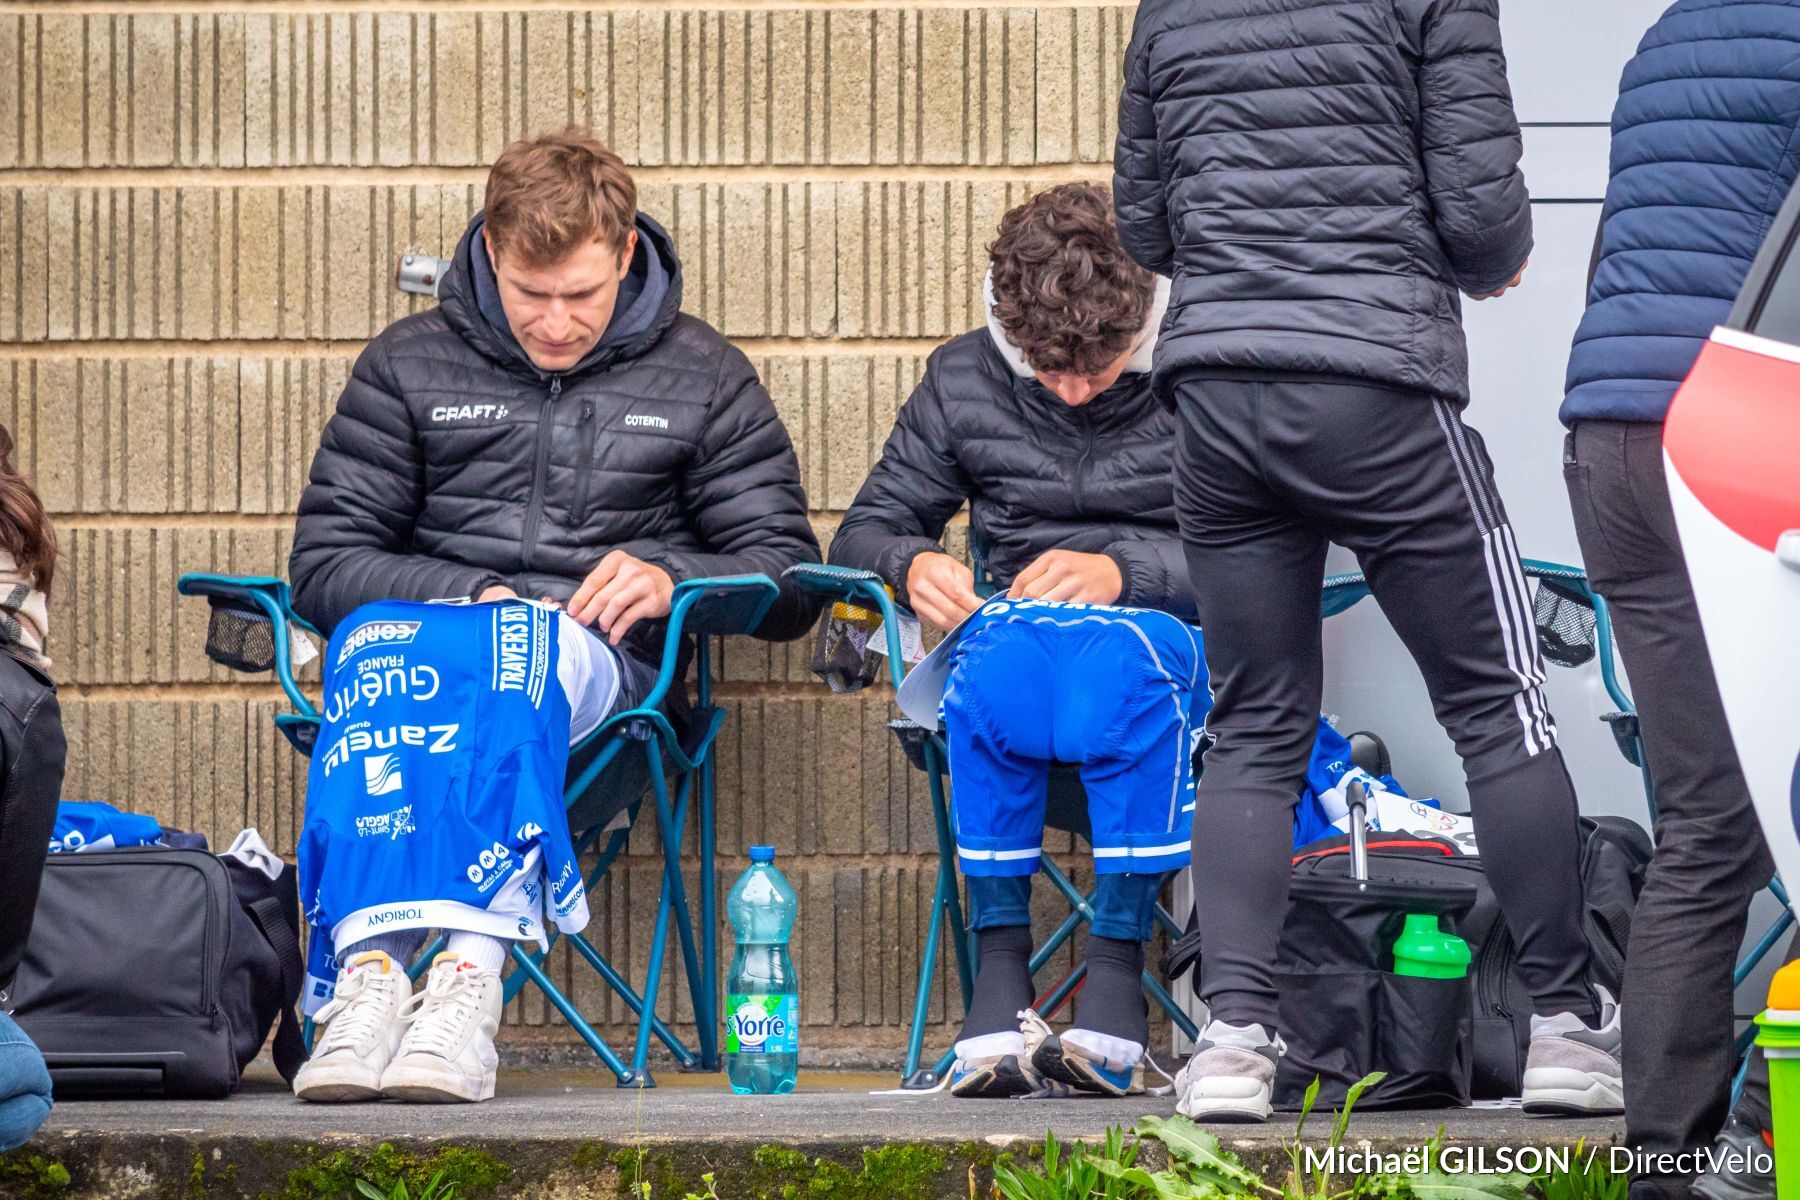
[286,127,821,1103]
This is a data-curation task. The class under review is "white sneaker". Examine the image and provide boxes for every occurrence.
[292,951,411,1103]
[379,953,504,1103]
[1522,985,1624,1116]
[1175,1019,1284,1123]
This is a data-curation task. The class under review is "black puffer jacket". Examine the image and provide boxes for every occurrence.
[0,651,64,994]
[1114,0,1533,403]
[289,213,823,650]
[829,300,1194,618]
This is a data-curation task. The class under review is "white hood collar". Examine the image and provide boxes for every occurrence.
[983,268,1171,380]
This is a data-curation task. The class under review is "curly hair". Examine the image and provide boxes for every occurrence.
[988,183,1155,377]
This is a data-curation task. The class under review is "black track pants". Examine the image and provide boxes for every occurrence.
[1174,373,1595,1032]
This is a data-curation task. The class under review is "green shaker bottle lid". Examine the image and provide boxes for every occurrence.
[1393,913,1471,979]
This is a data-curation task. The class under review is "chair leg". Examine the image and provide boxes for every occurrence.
[502,930,556,1006]
[1736,902,1795,988]
[658,770,709,1068]
[901,749,966,1089]
[1143,968,1198,1041]
[509,944,631,1084]
[626,748,690,1088]
[903,874,949,1090]
[567,933,698,1069]
[410,932,447,982]
[697,751,720,1071]
[925,741,975,1009]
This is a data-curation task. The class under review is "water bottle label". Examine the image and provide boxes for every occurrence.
[725,994,798,1055]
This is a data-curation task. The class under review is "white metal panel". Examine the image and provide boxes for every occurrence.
[1500,0,1669,125]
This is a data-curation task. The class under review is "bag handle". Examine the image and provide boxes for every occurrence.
[247,896,307,1083]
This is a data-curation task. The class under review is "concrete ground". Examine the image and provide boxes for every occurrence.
[10,1067,1626,1199]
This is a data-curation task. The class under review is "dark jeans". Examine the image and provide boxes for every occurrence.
[965,872,1164,943]
[1565,420,1772,1200]
[1175,373,1594,1031]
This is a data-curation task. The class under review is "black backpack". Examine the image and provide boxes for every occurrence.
[12,846,306,1098]
[1167,815,1652,1101]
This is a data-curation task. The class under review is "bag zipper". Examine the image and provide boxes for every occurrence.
[519,374,564,565]
[570,400,596,526]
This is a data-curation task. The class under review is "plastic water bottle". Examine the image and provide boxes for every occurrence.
[725,845,799,1094]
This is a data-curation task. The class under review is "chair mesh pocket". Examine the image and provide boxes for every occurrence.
[1532,578,1597,669]
[205,598,277,673]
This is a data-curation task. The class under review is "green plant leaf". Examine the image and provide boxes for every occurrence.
[1403,1170,1531,1199]
[1092,1158,1218,1199]
[1135,1115,1266,1195]
[354,1183,388,1200]
[1330,1073,1387,1149]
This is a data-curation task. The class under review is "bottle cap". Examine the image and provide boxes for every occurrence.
[749,844,775,863]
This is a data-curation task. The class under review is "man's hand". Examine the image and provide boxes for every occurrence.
[905,551,982,632]
[1008,549,1123,606]
[477,584,519,602]
[1471,258,1527,301]
[568,550,675,645]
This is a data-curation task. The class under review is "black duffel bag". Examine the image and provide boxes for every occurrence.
[13,845,305,1098]
[1290,815,1649,1099]
[1268,870,1478,1110]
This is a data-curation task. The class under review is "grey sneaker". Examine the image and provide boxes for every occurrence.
[1175,1019,1283,1122]
[1692,1116,1775,1200]
[1521,984,1624,1116]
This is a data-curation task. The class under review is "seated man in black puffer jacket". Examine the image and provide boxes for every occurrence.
[287,127,822,1104]
[831,184,1197,1099]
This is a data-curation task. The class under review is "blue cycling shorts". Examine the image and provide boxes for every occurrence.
[941,597,1208,877]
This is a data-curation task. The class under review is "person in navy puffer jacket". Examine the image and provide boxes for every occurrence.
[1561,5,1800,1198]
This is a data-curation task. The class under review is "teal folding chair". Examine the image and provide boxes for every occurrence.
[786,557,1197,1090]
[178,570,779,1087]
[1323,557,1793,1094]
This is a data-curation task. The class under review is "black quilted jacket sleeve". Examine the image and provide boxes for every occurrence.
[1104,538,1197,619]
[290,338,506,632]
[827,367,973,607]
[629,346,824,642]
[1400,0,1534,295]
[1113,27,1176,277]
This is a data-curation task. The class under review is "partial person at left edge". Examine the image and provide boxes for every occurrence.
[0,426,68,1149]
[285,127,823,1105]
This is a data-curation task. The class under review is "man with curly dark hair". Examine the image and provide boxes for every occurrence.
[831,183,1199,1100]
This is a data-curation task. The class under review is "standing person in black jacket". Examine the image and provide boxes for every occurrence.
[1115,0,1620,1120]
[287,128,821,1104]
[834,184,1198,1099]
[0,425,66,1150]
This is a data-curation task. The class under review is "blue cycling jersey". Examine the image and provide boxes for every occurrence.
[298,599,590,1012]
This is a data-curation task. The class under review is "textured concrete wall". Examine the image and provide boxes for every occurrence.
[4,3,1138,1062]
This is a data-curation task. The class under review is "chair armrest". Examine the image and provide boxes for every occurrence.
[783,564,913,690]
[665,574,780,640]
[177,573,319,718]
[628,575,780,715]
[783,563,908,625]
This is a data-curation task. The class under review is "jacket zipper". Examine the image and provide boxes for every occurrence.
[1071,410,1097,513]
[570,400,597,526]
[519,375,563,566]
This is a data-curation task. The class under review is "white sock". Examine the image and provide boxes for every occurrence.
[444,931,509,974]
[1064,1028,1144,1067]
[954,1030,1025,1062]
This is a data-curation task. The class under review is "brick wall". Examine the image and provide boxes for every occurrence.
[2,4,1140,1063]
